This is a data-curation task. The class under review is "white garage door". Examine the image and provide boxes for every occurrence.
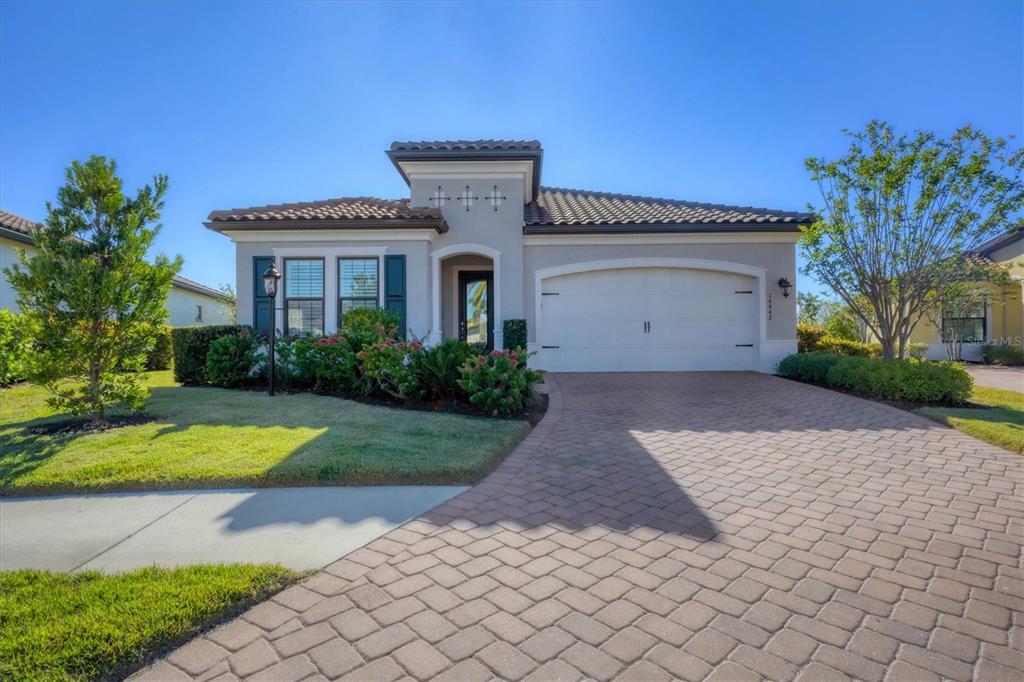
[538,267,758,372]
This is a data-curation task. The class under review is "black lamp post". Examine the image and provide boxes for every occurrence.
[262,262,282,396]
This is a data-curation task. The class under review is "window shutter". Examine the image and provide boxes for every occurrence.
[253,256,274,336]
[384,255,406,339]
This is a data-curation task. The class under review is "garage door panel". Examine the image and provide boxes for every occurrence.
[539,266,758,372]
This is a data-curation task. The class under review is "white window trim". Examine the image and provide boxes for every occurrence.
[271,247,386,334]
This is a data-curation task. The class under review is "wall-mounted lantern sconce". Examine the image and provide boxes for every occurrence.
[778,277,793,298]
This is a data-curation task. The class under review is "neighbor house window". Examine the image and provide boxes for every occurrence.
[195,305,203,323]
[942,303,986,343]
[339,257,379,321]
[284,258,324,336]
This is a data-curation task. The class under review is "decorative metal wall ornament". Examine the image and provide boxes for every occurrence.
[486,185,507,212]
[457,185,479,212]
[429,186,450,209]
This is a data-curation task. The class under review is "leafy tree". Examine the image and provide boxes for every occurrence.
[802,121,1024,359]
[5,156,182,422]
[797,291,826,325]
[823,304,862,341]
[218,283,237,324]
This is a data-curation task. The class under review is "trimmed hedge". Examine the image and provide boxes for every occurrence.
[797,324,827,353]
[777,353,972,404]
[815,335,874,357]
[503,319,527,351]
[145,325,174,371]
[171,325,252,384]
[981,343,1024,366]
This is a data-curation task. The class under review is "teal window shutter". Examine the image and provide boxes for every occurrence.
[384,255,406,339]
[253,256,274,336]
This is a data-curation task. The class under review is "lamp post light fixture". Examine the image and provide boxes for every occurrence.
[262,262,282,396]
[777,277,793,298]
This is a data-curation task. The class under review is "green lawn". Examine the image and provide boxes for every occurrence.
[0,565,296,682]
[0,371,530,495]
[918,385,1024,454]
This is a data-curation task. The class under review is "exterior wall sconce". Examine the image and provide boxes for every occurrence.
[778,277,793,298]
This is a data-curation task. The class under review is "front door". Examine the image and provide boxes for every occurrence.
[458,271,494,349]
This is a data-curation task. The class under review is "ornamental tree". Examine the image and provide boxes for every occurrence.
[802,121,1024,359]
[5,156,182,422]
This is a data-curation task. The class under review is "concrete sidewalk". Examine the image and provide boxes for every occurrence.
[0,486,466,572]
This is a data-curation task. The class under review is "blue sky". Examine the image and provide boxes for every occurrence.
[1,1,1021,295]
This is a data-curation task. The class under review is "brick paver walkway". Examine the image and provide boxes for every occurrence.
[137,373,1023,681]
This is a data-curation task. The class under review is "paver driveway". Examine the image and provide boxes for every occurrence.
[138,372,1023,682]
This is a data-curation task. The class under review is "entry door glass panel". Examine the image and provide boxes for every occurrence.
[464,279,489,345]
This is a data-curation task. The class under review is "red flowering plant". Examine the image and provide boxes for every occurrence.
[356,337,423,400]
[457,348,542,416]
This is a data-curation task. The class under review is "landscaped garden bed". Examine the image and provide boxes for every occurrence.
[777,351,1023,454]
[0,565,297,682]
[0,370,532,495]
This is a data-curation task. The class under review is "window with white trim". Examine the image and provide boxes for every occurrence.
[942,303,985,343]
[338,257,379,321]
[284,258,324,336]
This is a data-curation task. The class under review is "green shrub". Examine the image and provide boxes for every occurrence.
[778,353,972,403]
[503,319,528,351]
[0,310,32,386]
[171,325,251,384]
[145,325,174,371]
[906,342,930,361]
[205,330,260,388]
[412,339,481,401]
[797,324,827,353]
[340,307,399,344]
[295,334,365,394]
[981,343,1024,366]
[815,335,874,357]
[458,349,542,416]
[777,352,846,384]
[357,338,422,400]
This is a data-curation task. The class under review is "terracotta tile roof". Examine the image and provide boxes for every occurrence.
[524,187,815,232]
[0,210,41,238]
[205,197,447,232]
[389,140,541,152]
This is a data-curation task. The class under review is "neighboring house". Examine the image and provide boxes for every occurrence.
[0,210,232,327]
[907,227,1023,361]
[206,140,813,373]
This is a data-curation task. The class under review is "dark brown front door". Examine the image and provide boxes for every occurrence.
[458,271,494,349]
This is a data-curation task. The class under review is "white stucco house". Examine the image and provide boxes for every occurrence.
[0,210,232,327]
[208,140,813,373]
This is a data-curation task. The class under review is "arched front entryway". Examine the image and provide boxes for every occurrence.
[533,258,768,372]
[430,243,502,348]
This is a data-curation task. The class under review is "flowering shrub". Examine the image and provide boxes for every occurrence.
[458,349,542,416]
[358,338,423,400]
